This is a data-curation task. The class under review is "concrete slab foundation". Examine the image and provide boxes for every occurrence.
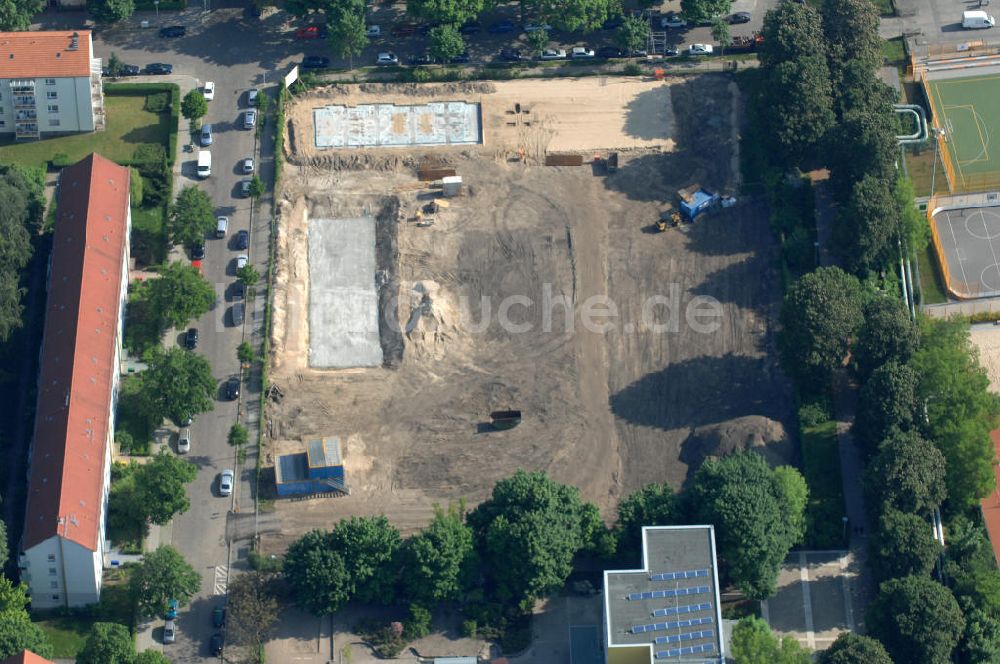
[313,102,482,148]
[307,216,383,368]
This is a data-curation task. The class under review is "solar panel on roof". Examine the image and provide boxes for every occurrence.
[655,643,716,659]
[635,617,714,636]
[649,568,711,581]
[651,601,712,618]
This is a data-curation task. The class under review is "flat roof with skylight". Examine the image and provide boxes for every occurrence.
[603,526,724,664]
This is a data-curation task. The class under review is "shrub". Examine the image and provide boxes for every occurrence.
[404,604,431,640]
[623,62,643,76]
[51,153,73,168]
[798,401,830,428]
[144,92,170,113]
[461,619,477,638]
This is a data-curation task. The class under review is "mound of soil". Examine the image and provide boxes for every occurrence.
[681,415,795,476]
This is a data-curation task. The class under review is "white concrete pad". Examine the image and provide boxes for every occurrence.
[314,102,481,148]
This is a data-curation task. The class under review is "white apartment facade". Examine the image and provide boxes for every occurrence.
[0,31,103,140]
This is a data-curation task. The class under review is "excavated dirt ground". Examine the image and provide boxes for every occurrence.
[261,75,793,550]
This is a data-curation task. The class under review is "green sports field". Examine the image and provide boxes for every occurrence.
[925,72,1000,191]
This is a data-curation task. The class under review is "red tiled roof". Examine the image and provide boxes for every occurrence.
[980,429,1000,567]
[1,651,57,664]
[0,31,92,79]
[22,153,129,552]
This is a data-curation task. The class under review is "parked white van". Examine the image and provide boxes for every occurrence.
[963,10,995,28]
[197,150,212,178]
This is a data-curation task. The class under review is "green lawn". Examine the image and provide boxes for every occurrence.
[0,95,169,168]
[882,37,906,67]
[916,243,948,304]
[131,202,168,266]
[801,420,847,549]
[35,572,136,658]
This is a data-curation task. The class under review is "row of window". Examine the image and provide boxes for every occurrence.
[0,92,60,101]
[2,105,61,113]
[0,120,60,127]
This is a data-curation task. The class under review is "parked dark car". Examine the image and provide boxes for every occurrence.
[184,328,199,350]
[159,25,186,37]
[235,229,250,250]
[450,52,471,63]
[459,21,481,34]
[232,281,245,301]
[210,633,224,656]
[597,46,626,58]
[144,63,173,75]
[489,20,516,33]
[231,302,245,326]
[499,48,523,61]
[301,55,330,69]
[728,11,751,23]
[212,607,226,628]
[410,52,436,66]
[390,23,420,36]
[225,376,241,400]
[191,243,205,261]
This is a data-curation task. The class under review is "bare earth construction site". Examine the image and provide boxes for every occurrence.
[265,76,793,548]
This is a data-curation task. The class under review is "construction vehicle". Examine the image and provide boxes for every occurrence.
[490,410,522,430]
[657,208,681,232]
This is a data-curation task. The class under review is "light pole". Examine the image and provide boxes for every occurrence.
[842,516,849,541]
[153,0,159,21]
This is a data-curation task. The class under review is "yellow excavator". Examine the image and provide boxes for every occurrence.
[657,207,681,232]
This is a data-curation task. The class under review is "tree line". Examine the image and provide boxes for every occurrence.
[273,462,807,652]
[754,0,1000,661]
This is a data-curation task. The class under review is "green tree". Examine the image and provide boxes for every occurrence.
[711,18,732,55]
[329,516,402,604]
[527,28,550,56]
[131,545,201,619]
[912,317,1000,507]
[132,453,198,526]
[0,577,29,615]
[76,622,133,664]
[169,185,216,249]
[135,651,173,664]
[403,503,474,604]
[142,262,215,331]
[615,15,649,53]
[759,1,825,67]
[327,8,369,69]
[229,423,249,447]
[228,571,280,654]
[819,632,893,664]
[854,297,918,378]
[730,616,811,664]
[283,529,352,614]
[404,603,432,640]
[821,0,881,88]
[762,56,836,165]
[468,470,597,609]
[429,25,466,63]
[835,174,900,275]
[896,176,930,253]
[773,465,808,545]
[616,483,678,559]
[248,174,264,200]
[680,0,730,24]
[0,613,52,660]
[853,361,920,453]
[868,575,965,664]
[0,521,8,572]
[865,429,947,515]
[779,266,864,385]
[138,346,216,426]
[537,0,614,32]
[870,508,940,581]
[686,454,806,599]
[181,89,208,128]
[0,0,44,31]
[957,597,1000,664]
[828,72,899,188]
[87,0,134,22]
[106,52,124,77]
[0,173,36,342]
[407,0,485,25]
[237,341,255,364]
[238,263,260,287]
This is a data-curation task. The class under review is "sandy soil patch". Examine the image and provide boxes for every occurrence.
[261,76,792,550]
[970,324,1000,393]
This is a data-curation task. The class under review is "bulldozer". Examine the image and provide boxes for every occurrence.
[657,208,681,232]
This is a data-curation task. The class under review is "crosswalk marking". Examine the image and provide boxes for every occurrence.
[214,565,229,595]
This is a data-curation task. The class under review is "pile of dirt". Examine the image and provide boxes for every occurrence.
[403,280,462,362]
[681,416,795,474]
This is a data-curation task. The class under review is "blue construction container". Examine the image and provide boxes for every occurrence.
[275,437,347,496]
[678,185,719,221]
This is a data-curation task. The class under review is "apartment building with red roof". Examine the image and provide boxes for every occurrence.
[18,153,130,609]
[0,31,104,140]
[0,651,56,664]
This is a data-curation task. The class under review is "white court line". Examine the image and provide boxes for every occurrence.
[799,551,816,649]
[985,211,1000,293]
[839,552,855,631]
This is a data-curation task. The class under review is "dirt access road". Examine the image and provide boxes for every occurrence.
[261,75,793,550]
